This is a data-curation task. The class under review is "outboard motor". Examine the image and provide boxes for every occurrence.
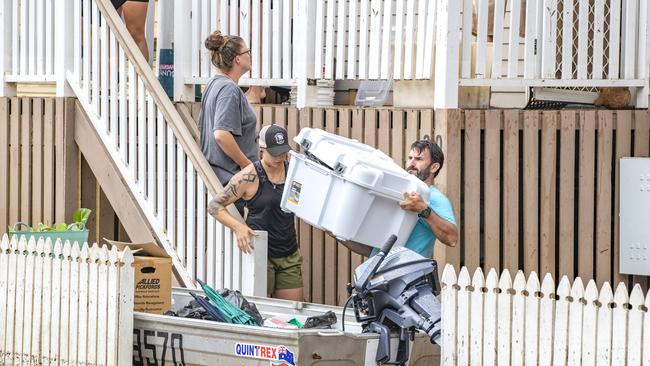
[348,235,442,365]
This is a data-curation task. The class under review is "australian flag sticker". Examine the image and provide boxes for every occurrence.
[274,345,295,365]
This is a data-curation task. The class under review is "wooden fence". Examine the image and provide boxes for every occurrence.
[440,265,650,366]
[436,108,650,292]
[3,98,648,305]
[0,97,129,244]
[0,97,75,234]
[183,103,650,305]
[0,235,135,366]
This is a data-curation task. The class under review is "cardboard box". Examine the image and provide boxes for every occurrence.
[104,239,172,315]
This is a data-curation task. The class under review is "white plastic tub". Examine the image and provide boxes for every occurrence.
[281,128,429,249]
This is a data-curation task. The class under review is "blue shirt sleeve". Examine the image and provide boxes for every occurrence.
[428,188,456,225]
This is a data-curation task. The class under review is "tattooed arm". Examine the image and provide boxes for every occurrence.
[208,165,259,253]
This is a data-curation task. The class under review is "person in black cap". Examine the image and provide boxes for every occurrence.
[207,124,304,301]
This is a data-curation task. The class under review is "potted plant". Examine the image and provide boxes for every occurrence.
[8,208,92,247]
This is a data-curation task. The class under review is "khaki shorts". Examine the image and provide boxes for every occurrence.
[267,250,303,294]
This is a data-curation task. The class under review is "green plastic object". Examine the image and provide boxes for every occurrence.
[197,279,258,326]
[288,318,303,328]
[8,222,89,247]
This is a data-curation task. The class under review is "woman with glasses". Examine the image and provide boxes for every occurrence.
[199,31,258,216]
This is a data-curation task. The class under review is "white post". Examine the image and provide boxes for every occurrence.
[55,0,74,96]
[636,0,649,107]
[0,0,16,96]
[156,0,174,99]
[173,0,194,101]
[295,0,317,108]
[621,0,637,80]
[145,1,155,66]
[240,231,268,297]
[156,0,174,68]
[434,0,461,109]
[117,248,134,365]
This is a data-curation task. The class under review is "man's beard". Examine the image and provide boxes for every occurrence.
[407,165,432,181]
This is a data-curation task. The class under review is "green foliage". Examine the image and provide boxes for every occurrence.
[53,223,70,231]
[72,208,91,226]
[10,208,92,233]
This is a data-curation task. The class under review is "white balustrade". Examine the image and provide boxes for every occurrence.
[2,0,649,107]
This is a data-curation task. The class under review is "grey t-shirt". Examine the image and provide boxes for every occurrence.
[199,75,259,185]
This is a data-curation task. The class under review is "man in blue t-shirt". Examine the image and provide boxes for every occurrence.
[341,138,458,258]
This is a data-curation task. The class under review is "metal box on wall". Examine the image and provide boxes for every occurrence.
[620,158,650,275]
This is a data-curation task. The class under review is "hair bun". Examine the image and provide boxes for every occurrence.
[205,31,225,51]
[205,32,244,71]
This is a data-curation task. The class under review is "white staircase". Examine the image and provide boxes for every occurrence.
[1,0,267,295]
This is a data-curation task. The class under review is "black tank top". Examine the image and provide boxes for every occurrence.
[245,161,298,258]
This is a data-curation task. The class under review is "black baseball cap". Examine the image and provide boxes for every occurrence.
[258,124,291,156]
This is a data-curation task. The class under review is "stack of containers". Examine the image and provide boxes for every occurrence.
[316,80,335,106]
[281,128,429,249]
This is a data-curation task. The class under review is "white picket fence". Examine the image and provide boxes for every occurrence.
[440,264,650,366]
[0,235,134,366]
[64,0,268,294]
